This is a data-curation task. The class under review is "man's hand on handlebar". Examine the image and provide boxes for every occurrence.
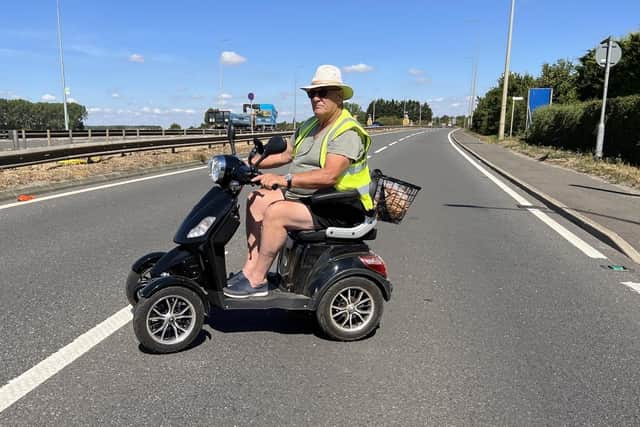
[251,173,287,190]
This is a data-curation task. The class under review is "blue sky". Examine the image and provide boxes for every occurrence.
[1,0,639,127]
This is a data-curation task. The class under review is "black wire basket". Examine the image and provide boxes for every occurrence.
[371,170,422,224]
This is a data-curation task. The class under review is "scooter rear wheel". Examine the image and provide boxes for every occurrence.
[133,286,204,353]
[316,277,383,341]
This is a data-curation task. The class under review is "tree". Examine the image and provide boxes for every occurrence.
[472,72,535,135]
[364,99,432,123]
[344,102,366,122]
[0,99,87,130]
[537,59,578,104]
[576,32,640,101]
[169,122,181,130]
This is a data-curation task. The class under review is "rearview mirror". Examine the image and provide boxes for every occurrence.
[263,135,287,156]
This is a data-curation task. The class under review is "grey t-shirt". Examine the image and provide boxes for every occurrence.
[285,123,364,199]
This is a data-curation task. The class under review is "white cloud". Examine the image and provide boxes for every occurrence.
[170,108,195,114]
[450,103,462,107]
[343,64,373,73]
[41,94,56,101]
[128,53,145,63]
[88,107,102,113]
[220,51,246,65]
[219,93,232,99]
[408,68,424,76]
[112,92,121,98]
[428,97,445,103]
[415,77,431,85]
[67,97,78,103]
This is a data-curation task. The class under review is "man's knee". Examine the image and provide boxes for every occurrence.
[263,201,311,229]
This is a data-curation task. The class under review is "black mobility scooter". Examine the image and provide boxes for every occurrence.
[126,136,420,353]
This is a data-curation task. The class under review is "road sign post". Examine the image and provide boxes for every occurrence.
[595,37,622,159]
[248,92,255,134]
[510,96,524,137]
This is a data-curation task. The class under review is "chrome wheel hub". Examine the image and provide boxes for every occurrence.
[329,287,375,333]
[146,295,196,345]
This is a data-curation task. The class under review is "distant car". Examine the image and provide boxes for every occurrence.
[371,121,383,127]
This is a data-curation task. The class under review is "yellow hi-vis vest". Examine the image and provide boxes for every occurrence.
[293,109,373,211]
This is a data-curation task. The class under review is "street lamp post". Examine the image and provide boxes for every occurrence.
[509,96,524,137]
[498,0,516,140]
[56,0,69,130]
[372,99,376,123]
[293,76,297,131]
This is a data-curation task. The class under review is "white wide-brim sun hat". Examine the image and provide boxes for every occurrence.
[301,64,353,100]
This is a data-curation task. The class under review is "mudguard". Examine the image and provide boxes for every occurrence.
[149,246,200,279]
[131,252,166,273]
[139,275,208,306]
[306,255,392,310]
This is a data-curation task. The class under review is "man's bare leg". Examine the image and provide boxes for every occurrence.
[243,200,315,287]
[242,189,284,273]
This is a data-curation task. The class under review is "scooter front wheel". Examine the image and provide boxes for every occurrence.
[133,286,204,353]
[316,277,384,341]
[125,264,153,306]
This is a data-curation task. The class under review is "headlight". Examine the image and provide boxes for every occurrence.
[187,216,216,239]
[208,155,226,183]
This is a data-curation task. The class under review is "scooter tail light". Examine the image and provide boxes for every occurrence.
[359,253,387,277]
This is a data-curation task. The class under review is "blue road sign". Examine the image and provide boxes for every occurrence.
[527,88,553,128]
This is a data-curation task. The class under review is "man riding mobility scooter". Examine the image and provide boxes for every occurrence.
[126,136,421,353]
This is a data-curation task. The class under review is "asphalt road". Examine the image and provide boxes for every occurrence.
[1,128,639,425]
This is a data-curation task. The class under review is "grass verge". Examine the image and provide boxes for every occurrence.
[0,143,254,193]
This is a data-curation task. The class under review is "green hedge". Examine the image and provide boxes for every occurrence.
[526,95,640,164]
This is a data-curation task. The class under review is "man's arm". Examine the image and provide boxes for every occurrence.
[253,153,350,189]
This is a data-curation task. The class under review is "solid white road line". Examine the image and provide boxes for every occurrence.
[448,131,606,259]
[0,306,133,413]
[374,146,388,154]
[0,166,206,211]
[621,281,640,294]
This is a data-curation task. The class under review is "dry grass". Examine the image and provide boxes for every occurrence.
[472,133,640,190]
[0,143,254,193]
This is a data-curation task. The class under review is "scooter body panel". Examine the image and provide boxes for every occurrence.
[149,246,203,283]
[174,186,236,245]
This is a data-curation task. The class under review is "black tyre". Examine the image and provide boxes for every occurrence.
[133,286,205,354]
[316,277,384,341]
[125,265,153,306]
[125,254,165,306]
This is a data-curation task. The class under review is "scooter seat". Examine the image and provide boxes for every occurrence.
[289,216,377,242]
[289,228,377,243]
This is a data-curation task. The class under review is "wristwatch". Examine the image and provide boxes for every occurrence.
[285,173,293,189]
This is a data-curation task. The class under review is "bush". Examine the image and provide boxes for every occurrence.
[527,95,640,165]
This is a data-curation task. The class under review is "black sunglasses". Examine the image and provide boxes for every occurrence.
[307,87,340,99]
